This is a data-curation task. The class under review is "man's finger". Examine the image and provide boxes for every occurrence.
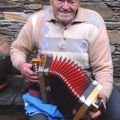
[89,110,101,119]
[25,78,39,83]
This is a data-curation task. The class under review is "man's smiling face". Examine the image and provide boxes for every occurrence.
[50,0,80,26]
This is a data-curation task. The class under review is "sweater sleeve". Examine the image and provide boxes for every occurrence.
[89,23,113,99]
[10,16,36,70]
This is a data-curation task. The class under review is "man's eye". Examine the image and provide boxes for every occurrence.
[69,0,77,3]
[57,0,77,3]
[58,0,65,2]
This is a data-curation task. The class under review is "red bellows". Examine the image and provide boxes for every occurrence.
[49,56,90,97]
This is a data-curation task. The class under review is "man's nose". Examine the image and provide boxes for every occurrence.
[62,1,70,9]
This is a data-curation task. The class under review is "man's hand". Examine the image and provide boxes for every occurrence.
[88,94,107,119]
[18,62,39,83]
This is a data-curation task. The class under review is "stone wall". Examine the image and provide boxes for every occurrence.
[0,0,120,90]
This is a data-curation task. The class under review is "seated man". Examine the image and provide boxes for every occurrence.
[10,0,120,120]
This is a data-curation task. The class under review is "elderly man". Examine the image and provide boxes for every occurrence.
[10,0,120,120]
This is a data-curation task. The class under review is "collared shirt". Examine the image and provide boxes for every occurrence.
[10,7,113,98]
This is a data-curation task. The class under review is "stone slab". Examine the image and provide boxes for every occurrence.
[0,75,27,106]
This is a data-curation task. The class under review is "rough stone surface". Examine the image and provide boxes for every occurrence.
[81,2,114,19]
[0,75,26,106]
[0,106,28,120]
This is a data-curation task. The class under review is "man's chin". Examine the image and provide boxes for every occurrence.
[60,19,72,25]
[57,16,73,25]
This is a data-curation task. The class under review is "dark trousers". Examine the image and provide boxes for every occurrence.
[96,88,120,120]
[29,88,120,120]
[29,113,48,120]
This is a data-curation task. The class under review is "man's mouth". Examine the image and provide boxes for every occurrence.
[59,11,72,16]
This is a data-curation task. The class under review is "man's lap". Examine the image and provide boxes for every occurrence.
[28,88,120,120]
[96,88,120,120]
